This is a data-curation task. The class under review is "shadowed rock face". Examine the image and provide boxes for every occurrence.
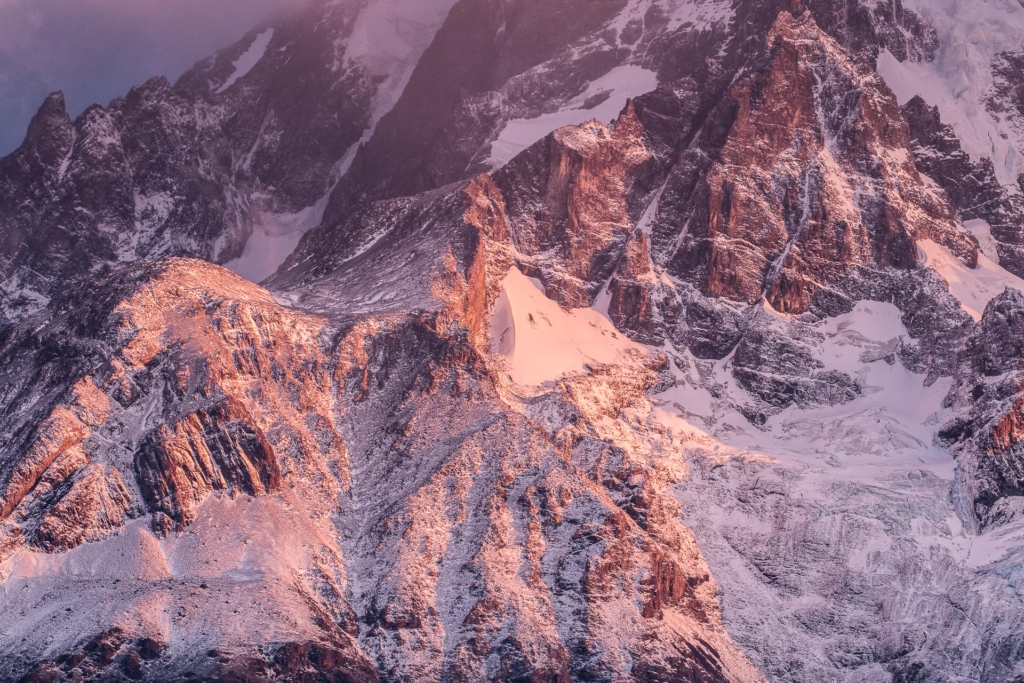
[0,0,376,325]
[902,95,1024,277]
[941,289,1024,528]
[325,0,634,215]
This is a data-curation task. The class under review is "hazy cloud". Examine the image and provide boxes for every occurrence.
[0,0,306,155]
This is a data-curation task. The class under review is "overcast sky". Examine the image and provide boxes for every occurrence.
[0,0,305,155]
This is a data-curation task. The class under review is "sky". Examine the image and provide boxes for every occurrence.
[0,0,305,156]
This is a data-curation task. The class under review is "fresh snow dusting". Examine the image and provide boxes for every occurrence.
[876,0,1024,187]
[662,0,733,32]
[0,493,343,662]
[215,29,274,95]
[918,237,1024,320]
[608,0,732,41]
[488,267,645,386]
[658,302,953,476]
[487,65,659,169]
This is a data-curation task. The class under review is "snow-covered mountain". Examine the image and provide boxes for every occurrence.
[2,1,1024,681]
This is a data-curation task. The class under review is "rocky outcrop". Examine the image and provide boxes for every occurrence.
[495,102,658,309]
[942,289,1024,528]
[0,227,764,681]
[324,0,739,220]
[0,0,381,324]
[136,399,282,529]
[7,0,1024,680]
[903,95,1024,275]
[731,310,861,418]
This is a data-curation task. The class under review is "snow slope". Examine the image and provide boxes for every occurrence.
[484,264,1024,680]
[487,66,659,168]
[918,235,1024,320]
[876,0,1024,187]
[488,266,646,386]
[215,29,274,94]
[343,0,459,124]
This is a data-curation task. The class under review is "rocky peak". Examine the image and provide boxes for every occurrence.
[494,101,657,309]
[941,288,1024,528]
[655,9,975,315]
[16,92,74,172]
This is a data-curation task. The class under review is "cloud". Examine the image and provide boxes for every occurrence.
[0,0,307,155]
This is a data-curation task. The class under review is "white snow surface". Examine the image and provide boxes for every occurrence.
[487,65,659,169]
[488,266,646,386]
[0,492,344,667]
[655,301,1024,679]
[608,0,733,38]
[215,29,274,94]
[876,0,1024,187]
[343,0,459,123]
[918,236,1024,320]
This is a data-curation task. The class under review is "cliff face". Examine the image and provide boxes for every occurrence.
[655,11,975,315]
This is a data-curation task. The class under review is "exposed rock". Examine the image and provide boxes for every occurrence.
[657,10,975,316]
[942,289,1024,528]
[903,95,1024,276]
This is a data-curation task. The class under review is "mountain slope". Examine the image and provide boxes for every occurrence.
[2,1,1024,682]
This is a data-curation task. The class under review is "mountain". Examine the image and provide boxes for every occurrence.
[1,1,1024,682]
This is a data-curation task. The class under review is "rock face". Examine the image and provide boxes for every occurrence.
[903,95,1024,275]
[656,10,974,315]
[323,0,742,221]
[4,1,1024,682]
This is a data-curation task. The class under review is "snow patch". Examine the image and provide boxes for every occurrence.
[343,0,459,124]
[215,29,274,95]
[663,0,733,32]
[489,267,645,386]
[918,238,1024,321]
[225,153,355,283]
[965,217,1000,263]
[487,65,659,169]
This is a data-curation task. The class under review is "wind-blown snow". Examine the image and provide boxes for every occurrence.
[487,65,659,169]
[215,29,274,94]
[489,267,645,386]
[876,0,1024,187]
[918,237,1024,321]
